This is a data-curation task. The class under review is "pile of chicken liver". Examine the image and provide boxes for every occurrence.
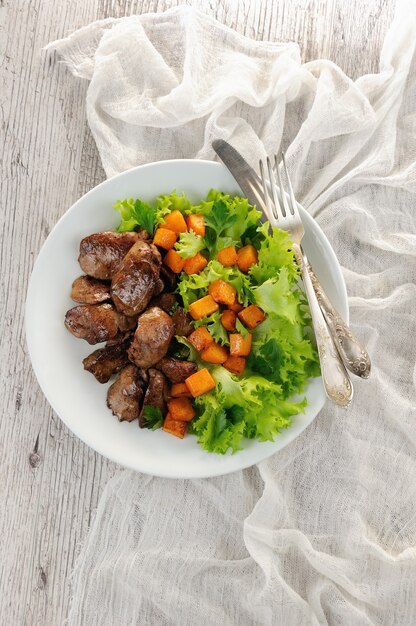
[64,231,197,425]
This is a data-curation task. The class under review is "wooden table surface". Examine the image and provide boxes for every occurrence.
[0,0,395,623]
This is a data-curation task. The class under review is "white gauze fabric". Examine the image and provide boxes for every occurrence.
[48,4,416,625]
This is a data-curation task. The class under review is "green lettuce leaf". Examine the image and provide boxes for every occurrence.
[204,198,237,234]
[141,406,163,430]
[155,191,192,224]
[174,336,203,365]
[198,191,261,257]
[194,311,229,345]
[196,189,261,241]
[235,318,249,337]
[190,394,245,455]
[251,267,300,324]
[248,314,320,398]
[222,196,262,241]
[113,198,157,234]
[191,366,307,452]
[175,231,206,259]
[250,224,299,284]
[203,200,238,257]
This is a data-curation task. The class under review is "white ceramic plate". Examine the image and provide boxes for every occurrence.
[26,160,348,479]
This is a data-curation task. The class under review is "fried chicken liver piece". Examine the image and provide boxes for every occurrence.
[83,341,131,383]
[155,357,197,383]
[107,364,147,422]
[78,231,139,280]
[111,241,162,316]
[128,307,174,369]
[71,275,111,304]
[138,368,169,428]
[64,303,135,344]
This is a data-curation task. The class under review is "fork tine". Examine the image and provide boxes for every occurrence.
[275,155,290,218]
[259,158,274,223]
[266,157,279,221]
[281,153,297,217]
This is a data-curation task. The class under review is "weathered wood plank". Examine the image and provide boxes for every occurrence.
[0,0,395,623]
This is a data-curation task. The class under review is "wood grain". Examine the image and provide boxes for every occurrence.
[0,0,395,623]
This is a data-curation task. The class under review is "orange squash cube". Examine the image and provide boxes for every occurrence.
[201,342,229,364]
[170,383,192,398]
[163,413,187,438]
[183,253,208,275]
[228,301,244,313]
[153,227,178,250]
[237,244,258,273]
[221,310,237,332]
[208,280,237,306]
[164,249,185,273]
[186,214,205,236]
[217,246,238,267]
[185,368,216,397]
[188,326,213,352]
[229,332,252,356]
[238,304,266,329]
[188,295,219,320]
[223,356,246,376]
[163,210,188,233]
[168,397,196,422]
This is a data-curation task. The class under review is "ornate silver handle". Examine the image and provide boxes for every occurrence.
[305,261,371,379]
[293,244,353,407]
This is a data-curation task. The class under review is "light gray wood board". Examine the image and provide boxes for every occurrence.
[0,0,395,623]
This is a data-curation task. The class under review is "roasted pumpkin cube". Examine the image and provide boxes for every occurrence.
[237,244,258,273]
[188,326,213,352]
[221,310,237,332]
[163,210,188,233]
[186,214,205,236]
[223,355,246,376]
[185,368,216,397]
[217,246,238,267]
[238,304,266,329]
[183,253,208,275]
[170,383,192,398]
[188,295,219,320]
[153,227,178,250]
[208,280,237,306]
[168,397,196,422]
[164,249,185,273]
[201,342,229,364]
[163,413,188,438]
[229,332,252,356]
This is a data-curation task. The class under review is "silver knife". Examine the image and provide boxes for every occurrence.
[212,139,371,379]
[212,140,269,218]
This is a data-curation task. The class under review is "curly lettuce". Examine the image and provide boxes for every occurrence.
[175,231,206,259]
[190,366,307,453]
[113,198,157,234]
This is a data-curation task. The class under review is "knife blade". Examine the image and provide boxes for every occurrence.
[212,139,269,221]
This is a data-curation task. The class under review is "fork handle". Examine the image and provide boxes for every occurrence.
[292,244,353,407]
[304,261,371,379]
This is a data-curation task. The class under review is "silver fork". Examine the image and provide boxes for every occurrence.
[263,154,371,379]
[259,154,354,407]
